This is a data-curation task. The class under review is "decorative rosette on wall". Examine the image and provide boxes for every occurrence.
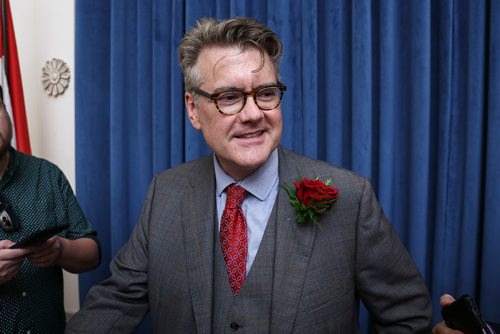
[41,58,71,97]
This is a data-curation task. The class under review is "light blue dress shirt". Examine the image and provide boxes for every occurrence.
[214,148,279,275]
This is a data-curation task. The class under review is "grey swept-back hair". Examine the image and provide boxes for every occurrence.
[178,17,283,91]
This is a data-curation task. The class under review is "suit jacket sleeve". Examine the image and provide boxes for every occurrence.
[354,178,432,333]
[65,175,159,333]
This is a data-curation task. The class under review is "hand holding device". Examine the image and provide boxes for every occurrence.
[441,294,490,334]
[9,224,69,249]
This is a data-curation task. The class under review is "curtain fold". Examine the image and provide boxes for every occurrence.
[479,0,500,322]
[75,0,500,331]
[75,0,112,300]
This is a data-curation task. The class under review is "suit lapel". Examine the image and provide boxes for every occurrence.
[271,147,317,332]
[181,156,216,333]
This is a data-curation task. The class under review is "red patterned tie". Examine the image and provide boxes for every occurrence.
[220,184,248,296]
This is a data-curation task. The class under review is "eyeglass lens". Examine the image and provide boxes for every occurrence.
[217,86,282,114]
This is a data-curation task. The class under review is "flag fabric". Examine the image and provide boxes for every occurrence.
[0,0,31,154]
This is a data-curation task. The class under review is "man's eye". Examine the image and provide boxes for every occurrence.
[257,88,279,101]
[217,92,242,105]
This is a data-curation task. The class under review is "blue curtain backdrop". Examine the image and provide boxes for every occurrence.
[75,0,500,331]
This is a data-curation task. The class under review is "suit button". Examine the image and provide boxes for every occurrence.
[230,322,240,331]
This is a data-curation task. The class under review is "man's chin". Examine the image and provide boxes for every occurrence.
[236,154,271,174]
[219,155,268,180]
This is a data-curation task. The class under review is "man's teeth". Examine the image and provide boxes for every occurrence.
[239,132,262,138]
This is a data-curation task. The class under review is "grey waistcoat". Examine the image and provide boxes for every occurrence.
[212,204,278,333]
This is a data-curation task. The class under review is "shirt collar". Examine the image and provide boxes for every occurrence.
[214,148,279,201]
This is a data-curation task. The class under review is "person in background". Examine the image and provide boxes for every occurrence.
[0,88,100,334]
[66,17,431,333]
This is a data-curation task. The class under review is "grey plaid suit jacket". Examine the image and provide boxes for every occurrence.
[66,146,432,333]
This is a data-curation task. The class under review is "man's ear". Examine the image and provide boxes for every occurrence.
[185,92,201,130]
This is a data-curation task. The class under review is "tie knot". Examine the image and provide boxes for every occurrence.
[226,185,247,207]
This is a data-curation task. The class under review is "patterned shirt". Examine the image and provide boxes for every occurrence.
[0,148,98,334]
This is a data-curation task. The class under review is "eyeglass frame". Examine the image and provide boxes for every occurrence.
[192,82,286,115]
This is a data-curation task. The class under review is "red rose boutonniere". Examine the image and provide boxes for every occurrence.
[284,177,340,226]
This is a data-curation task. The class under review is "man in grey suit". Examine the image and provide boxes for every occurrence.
[66,17,432,333]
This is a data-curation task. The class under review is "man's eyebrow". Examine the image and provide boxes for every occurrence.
[211,82,279,94]
[253,82,279,90]
[211,86,241,94]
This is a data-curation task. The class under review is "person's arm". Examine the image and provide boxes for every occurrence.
[26,236,99,273]
[355,178,432,332]
[65,176,160,333]
[24,161,101,273]
[57,237,99,272]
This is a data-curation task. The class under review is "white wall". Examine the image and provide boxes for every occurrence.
[10,0,79,316]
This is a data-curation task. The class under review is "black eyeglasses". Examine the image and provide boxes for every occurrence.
[192,82,286,115]
[0,192,19,232]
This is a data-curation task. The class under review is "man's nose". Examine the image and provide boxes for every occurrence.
[238,95,264,121]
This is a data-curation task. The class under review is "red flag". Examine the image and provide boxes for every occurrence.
[0,0,31,154]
